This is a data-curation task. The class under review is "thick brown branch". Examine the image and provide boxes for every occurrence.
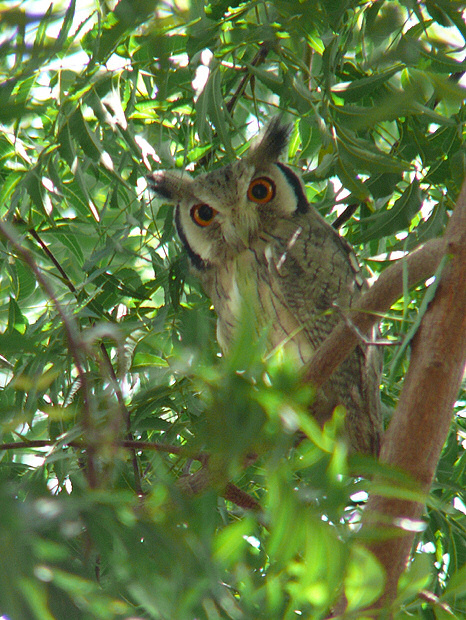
[224,482,261,511]
[360,181,466,614]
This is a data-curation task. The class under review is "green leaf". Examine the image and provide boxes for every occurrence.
[244,62,287,94]
[400,198,448,250]
[337,129,410,175]
[344,545,385,612]
[25,169,46,214]
[332,66,402,102]
[335,155,370,201]
[55,0,76,48]
[7,296,28,333]
[8,258,37,302]
[53,227,85,265]
[213,516,256,567]
[443,561,466,598]
[355,179,423,243]
[397,553,434,603]
[68,108,103,162]
[204,65,235,159]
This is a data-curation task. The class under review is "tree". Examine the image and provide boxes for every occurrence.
[0,1,465,618]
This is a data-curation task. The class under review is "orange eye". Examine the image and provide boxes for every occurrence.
[190,203,218,227]
[247,177,275,204]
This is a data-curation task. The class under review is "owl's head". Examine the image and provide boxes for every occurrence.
[147,118,309,269]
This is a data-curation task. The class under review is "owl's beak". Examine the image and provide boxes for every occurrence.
[223,205,258,251]
[235,225,252,249]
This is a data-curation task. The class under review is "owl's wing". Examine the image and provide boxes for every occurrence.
[267,213,363,348]
[266,213,382,455]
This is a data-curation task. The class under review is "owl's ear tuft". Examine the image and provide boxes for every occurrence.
[248,117,291,166]
[147,170,193,202]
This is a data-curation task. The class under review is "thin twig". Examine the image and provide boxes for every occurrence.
[98,343,144,495]
[0,437,205,460]
[0,220,98,488]
[225,42,271,114]
[26,224,144,493]
[0,438,260,510]
[27,226,78,294]
[332,203,359,229]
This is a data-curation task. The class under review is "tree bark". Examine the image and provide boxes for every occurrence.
[360,180,466,614]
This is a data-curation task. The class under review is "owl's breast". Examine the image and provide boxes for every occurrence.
[207,245,314,365]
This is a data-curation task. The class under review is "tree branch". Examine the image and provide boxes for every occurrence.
[0,438,261,511]
[331,202,359,229]
[303,189,465,616]
[360,181,466,614]
[177,463,261,511]
[0,438,198,458]
[0,220,98,489]
[25,223,144,495]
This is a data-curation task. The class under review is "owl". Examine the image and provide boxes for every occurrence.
[148,119,382,456]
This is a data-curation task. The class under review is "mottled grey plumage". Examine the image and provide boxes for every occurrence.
[148,119,382,455]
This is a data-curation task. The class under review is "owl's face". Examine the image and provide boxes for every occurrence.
[148,119,309,269]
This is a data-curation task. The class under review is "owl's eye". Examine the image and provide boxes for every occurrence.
[247,177,276,204]
[191,203,218,227]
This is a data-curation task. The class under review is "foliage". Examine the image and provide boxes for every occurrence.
[0,0,465,618]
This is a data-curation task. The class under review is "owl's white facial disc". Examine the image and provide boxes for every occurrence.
[173,160,309,269]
